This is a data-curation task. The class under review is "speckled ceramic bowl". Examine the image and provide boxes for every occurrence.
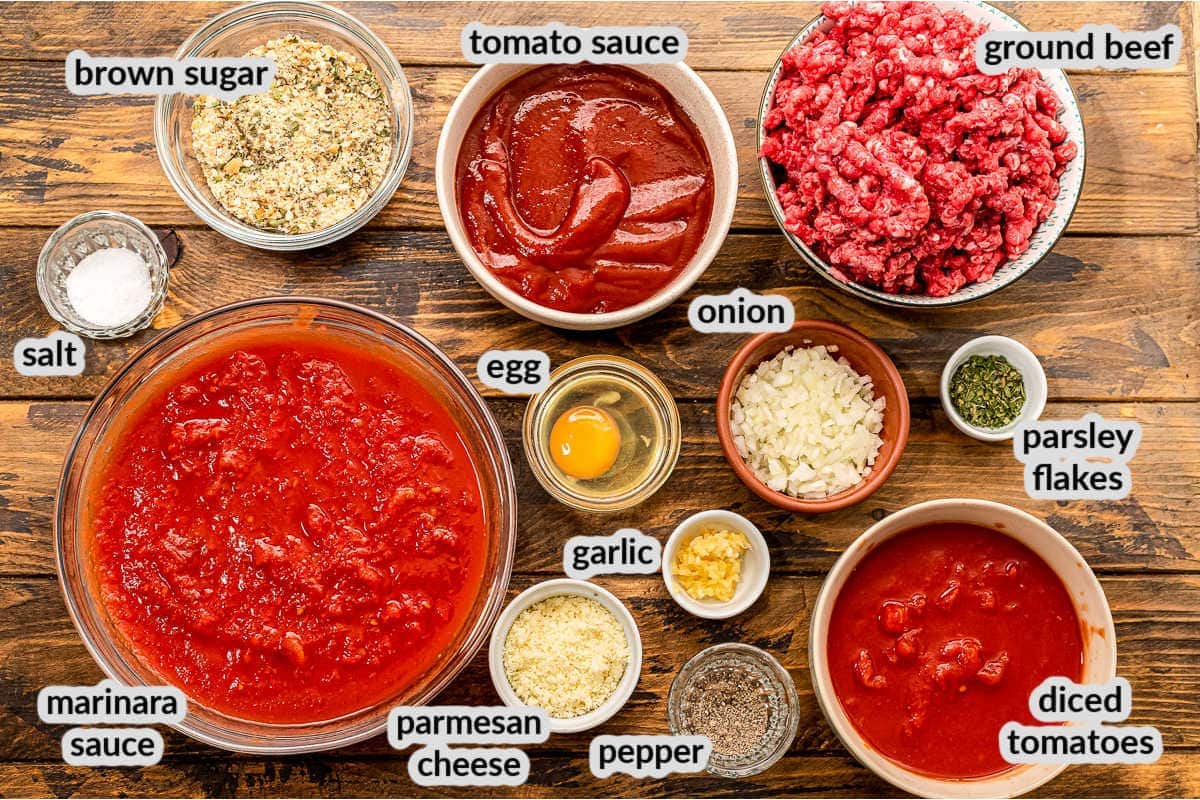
[757,1,1086,307]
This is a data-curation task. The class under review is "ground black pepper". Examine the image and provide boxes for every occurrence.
[683,667,771,757]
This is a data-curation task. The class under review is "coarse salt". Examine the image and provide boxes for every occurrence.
[65,247,153,328]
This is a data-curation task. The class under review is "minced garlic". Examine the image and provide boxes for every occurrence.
[191,35,393,234]
[502,595,628,718]
[673,528,750,602]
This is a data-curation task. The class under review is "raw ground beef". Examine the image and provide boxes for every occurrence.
[761,1,1078,297]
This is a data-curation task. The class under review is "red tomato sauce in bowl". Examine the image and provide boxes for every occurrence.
[827,522,1084,779]
[455,64,714,314]
[85,330,489,724]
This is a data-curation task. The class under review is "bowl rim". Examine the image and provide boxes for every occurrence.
[53,296,518,753]
[153,0,415,251]
[940,335,1049,443]
[755,0,1087,308]
[435,61,739,331]
[716,319,911,513]
[662,509,771,619]
[665,641,800,777]
[808,498,1118,798]
[487,578,643,733]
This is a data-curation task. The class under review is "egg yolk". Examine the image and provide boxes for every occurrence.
[549,405,621,480]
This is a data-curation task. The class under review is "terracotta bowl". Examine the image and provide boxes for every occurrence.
[716,320,910,513]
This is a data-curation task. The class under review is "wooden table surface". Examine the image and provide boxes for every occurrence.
[1,2,1198,797]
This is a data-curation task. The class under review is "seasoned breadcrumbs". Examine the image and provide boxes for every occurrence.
[191,35,393,234]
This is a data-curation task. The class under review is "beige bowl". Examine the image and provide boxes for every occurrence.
[436,63,738,331]
[809,499,1116,798]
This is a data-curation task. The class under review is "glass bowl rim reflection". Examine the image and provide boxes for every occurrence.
[36,210,170,339]
[54,296,518,753]
[667,642,800,778]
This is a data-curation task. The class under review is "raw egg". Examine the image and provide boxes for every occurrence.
[549,405,621,480]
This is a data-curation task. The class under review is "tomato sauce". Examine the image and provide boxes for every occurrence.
[87,331,488,723]
[827,523,1084,778]
[456,64,714,314]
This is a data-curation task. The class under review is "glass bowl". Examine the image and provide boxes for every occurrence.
[54,297,517,753]
[667,643,800,778]
[37,211,169,339]
[522,355,680,512]
[154,1,414,251]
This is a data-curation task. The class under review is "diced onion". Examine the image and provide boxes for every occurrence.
[729,345,885,499]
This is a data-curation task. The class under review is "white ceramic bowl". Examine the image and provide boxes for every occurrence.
[941,335,1048,442]
[436,63,738,330]
[758,1,1086,307]
[810,499,1117,799]
[488,578,642,733]
[662,510,769,619]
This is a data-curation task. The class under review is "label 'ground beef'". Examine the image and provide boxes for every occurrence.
[761,2,1078,297]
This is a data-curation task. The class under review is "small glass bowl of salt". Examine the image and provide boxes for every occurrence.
[37,210,169,339]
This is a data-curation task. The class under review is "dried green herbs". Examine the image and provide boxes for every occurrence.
[949,354,1026,429]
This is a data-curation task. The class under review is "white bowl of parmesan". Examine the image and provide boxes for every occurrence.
[489,579,642,734]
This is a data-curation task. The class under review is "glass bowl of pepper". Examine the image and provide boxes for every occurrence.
[940,335,1048,442]
[667,643,799,778]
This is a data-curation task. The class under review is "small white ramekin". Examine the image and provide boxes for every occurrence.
[941,335,1048,442]
[809,499,1117,799]
[662,510,770,620]
[436,63,738,330]
[488,578,642,734]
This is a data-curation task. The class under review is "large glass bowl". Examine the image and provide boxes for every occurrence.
[154,1,414,250]
[54,298,517,753]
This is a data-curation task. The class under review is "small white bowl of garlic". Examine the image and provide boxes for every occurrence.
[663,510,770,620]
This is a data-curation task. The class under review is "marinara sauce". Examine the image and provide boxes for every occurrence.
[87,330,488,723]
[827,523,1084,778]
[456,64,714,314]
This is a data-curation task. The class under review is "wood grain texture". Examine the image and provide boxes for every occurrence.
[2,399,1196,578]
[1,231,1197,401]
[0,67,1196,234]
[0,575,1197,791]
[2,755,1198,799]
[0,1,1197,796]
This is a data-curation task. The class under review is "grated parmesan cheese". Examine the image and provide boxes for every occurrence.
[502,594,628,719]
[729,344,885,499]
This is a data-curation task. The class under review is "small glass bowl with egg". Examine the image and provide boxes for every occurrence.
[37,210,170,339]
[523,355,680,512]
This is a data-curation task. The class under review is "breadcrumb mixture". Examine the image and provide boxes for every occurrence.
[502,594,629,718]
[191,36,393,234]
